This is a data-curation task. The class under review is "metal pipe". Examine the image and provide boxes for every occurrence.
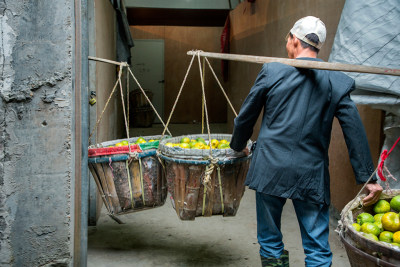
[187,50,400,76]
[74,0,89,265]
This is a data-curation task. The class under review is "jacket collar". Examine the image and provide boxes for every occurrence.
[296,57,324,62]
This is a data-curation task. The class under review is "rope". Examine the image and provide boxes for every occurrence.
[204,57,238,117]
[378,136,400,181]
[125,160,135,209]
[201,57,206,134]
[139,157,146,205]
[88,64,126,143]
[118,65,131,150]
[196,52,213,158]
[202,157,219,215]
[127,67,172,136]
[161,53,197,138]
[217,166,224,213]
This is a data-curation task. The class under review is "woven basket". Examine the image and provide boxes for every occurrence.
[340,189,400,266]
[88,135,168,217]
[158,134,252,220]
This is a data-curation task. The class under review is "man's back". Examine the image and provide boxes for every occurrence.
[231,59,372,204]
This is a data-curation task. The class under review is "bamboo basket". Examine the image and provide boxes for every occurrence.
[88,135,168,218]
[158,134,252,220]
[340,189,400,266]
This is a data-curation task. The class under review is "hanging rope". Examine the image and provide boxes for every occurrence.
[161,53,197,138]
[127,67,172,136]
[89,63,127,143]
[88,56,171,145]
[204,57,238,117]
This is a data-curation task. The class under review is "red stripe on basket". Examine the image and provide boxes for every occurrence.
[88,145,142,157]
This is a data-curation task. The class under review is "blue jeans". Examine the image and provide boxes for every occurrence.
[256,192,332,267]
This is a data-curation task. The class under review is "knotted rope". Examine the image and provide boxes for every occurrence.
[377,136,400,183]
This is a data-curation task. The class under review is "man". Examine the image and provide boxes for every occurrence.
[230,16,383,267]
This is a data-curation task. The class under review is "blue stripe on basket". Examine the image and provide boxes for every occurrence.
[88,150,157,163]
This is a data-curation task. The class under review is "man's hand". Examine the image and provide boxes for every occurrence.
[363,183,383,206]
[242,147,250,156]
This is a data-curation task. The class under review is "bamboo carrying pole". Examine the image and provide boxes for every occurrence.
[187,51,400,76]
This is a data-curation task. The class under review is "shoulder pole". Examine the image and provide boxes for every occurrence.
[187,50,400,77]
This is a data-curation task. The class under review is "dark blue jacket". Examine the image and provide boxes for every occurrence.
[230,58,375,204]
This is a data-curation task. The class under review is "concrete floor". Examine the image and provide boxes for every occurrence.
[87,124,351,266]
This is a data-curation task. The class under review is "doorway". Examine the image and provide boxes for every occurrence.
[130,39,165,123]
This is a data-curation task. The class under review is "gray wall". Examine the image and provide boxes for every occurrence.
[0,1,74,265]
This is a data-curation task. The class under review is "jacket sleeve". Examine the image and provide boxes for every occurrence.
[230,64,269,152]
[335,83,376,184]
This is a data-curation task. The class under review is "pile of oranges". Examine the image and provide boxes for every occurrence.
[113,137,156,147]
[353,195,400,247]
[164,137,230,150]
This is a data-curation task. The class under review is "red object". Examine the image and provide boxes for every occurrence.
[220,16,230,82]
[88,144,142,157]
[377,136,400,181]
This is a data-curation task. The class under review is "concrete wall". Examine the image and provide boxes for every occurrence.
[227,0,383,214]
[0,0,73,265]
[130,26,228,124]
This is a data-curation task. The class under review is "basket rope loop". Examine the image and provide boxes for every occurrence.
[125,160,135,209]
[138,157,146,205]
[217,166,224,214]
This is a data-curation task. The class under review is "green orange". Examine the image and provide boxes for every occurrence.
[361,222,380,236]
[357,213,375,225]
[379,231,393,243]
[352,223,361,231]
[373,200,391,214]
[390,196,400,212]
[382,212,400,232]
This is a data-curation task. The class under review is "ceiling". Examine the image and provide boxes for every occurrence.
[124,0,241,26]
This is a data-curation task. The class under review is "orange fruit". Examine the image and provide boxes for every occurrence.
[352,223,361,231]
[374,200,391,214]
[361,222,380,236]
[179,143,190,149]
[121,140,129,146]
[165,142,174,147]
[374,221,384,233]
[357,213,375,225]
[135,137,146,144]
[374,213,384,223]
[379,231,394,243]
[196,137,206,144]
[217,143,230,149]
[180,137,190,144]
[390,196,400,212]
[193,142,205,149]
[393,231,400,244]
[219,139,229,145]
[211,139,219,147]
[382,212,400,232]
[189,141,197,148]
[363,233,379,241]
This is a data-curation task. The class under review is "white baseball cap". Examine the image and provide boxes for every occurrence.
[287,16,326,49]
